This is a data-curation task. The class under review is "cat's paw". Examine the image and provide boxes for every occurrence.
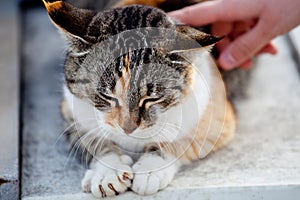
[82,154,133,198]
[131,154,178,195]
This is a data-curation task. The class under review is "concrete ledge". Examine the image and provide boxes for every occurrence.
[21,8,300,200]
[23,185,300,200]
[0,0,20,199]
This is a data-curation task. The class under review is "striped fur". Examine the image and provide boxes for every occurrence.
[44,0,236,197]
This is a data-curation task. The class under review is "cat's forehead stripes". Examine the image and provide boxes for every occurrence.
[84,5,173,43]
[50,2,219,129]
[114,54,132,105]
[124,52,131,72]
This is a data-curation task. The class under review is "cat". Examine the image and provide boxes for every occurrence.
[43,0,236,197]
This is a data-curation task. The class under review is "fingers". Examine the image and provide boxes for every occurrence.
[257,42,278,55]
[240,59,253,70]
[237,42,277,70]
[213,21,278,70]
[168,0,261,26]
[218,22,272,69]
[169,1,221,26]
[169,0,278,70]
[211,22,233,36]
[218,41,277,70]
[217,41,277,70]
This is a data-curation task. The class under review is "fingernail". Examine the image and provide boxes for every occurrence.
[219,52,236,70]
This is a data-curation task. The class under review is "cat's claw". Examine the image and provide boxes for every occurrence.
[81,154,133,198]
[91,169,133,197]
[131,154,178,195]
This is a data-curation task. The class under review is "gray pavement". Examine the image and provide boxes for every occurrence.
[21,9,84,198]
[0,3,299,200]
[21,7,300,200]
[0,1,20,199]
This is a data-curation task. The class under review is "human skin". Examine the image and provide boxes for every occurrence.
[169,0,300,70]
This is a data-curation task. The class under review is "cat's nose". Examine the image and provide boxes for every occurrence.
[122,126,137,134]
[120,119,138,134]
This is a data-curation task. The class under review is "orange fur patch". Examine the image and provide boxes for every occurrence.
[42,0,64,13]
[182,64,195,97]
[124,52,131,72]
[118,54,131,94]
[155,92,236,163]
[105,107,121,127]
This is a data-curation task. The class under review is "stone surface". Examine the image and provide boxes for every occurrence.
[21,8,300,200]
[0,0,20,199]
[21,8,84,198]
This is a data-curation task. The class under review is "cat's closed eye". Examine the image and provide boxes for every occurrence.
[94,91,119,110]
[139,96,162,110]
[100,92,119,107]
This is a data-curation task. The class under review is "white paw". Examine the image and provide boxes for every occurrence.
[81,154,133,198]
[131,154,178,195]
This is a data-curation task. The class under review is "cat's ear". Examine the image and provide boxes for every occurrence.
[43,0,96,42]
[170,25,223,61]
[175,25,223,49]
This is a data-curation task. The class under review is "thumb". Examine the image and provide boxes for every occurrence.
[219,23,271,69]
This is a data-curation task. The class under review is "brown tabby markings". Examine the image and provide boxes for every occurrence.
[104,107,119,127]
[110,0,236,162]
[44,0,236,170]
[112,53,138,133]
[118,53,131,98]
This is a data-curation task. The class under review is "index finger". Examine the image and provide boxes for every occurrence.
[168,0,261,26]
[169,1,221,26]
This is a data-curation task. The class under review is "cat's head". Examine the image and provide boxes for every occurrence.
[44,1,221,134]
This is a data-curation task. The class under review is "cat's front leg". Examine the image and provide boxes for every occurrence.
[82,153,133,198]
[131,150,181,195]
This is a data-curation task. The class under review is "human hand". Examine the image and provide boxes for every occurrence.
[169,0,300,70]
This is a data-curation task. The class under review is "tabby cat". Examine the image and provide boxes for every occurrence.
[43,0,236,197]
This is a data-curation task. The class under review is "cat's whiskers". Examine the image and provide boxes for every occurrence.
[113,122,124,134]
[152,132,177,156]
[156,123,181,141]
[77,127,109,167]
[81,126,111,167]
[83,131,103,166]
[66,127,98,165]
[156,122,181,130]
[149,134,164,153]
[79,133,99,167]
[157,129,175,142]
[92,130,111,160]
[69,50,90,57]
[64,126,100,168]
[54,117,97,147]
